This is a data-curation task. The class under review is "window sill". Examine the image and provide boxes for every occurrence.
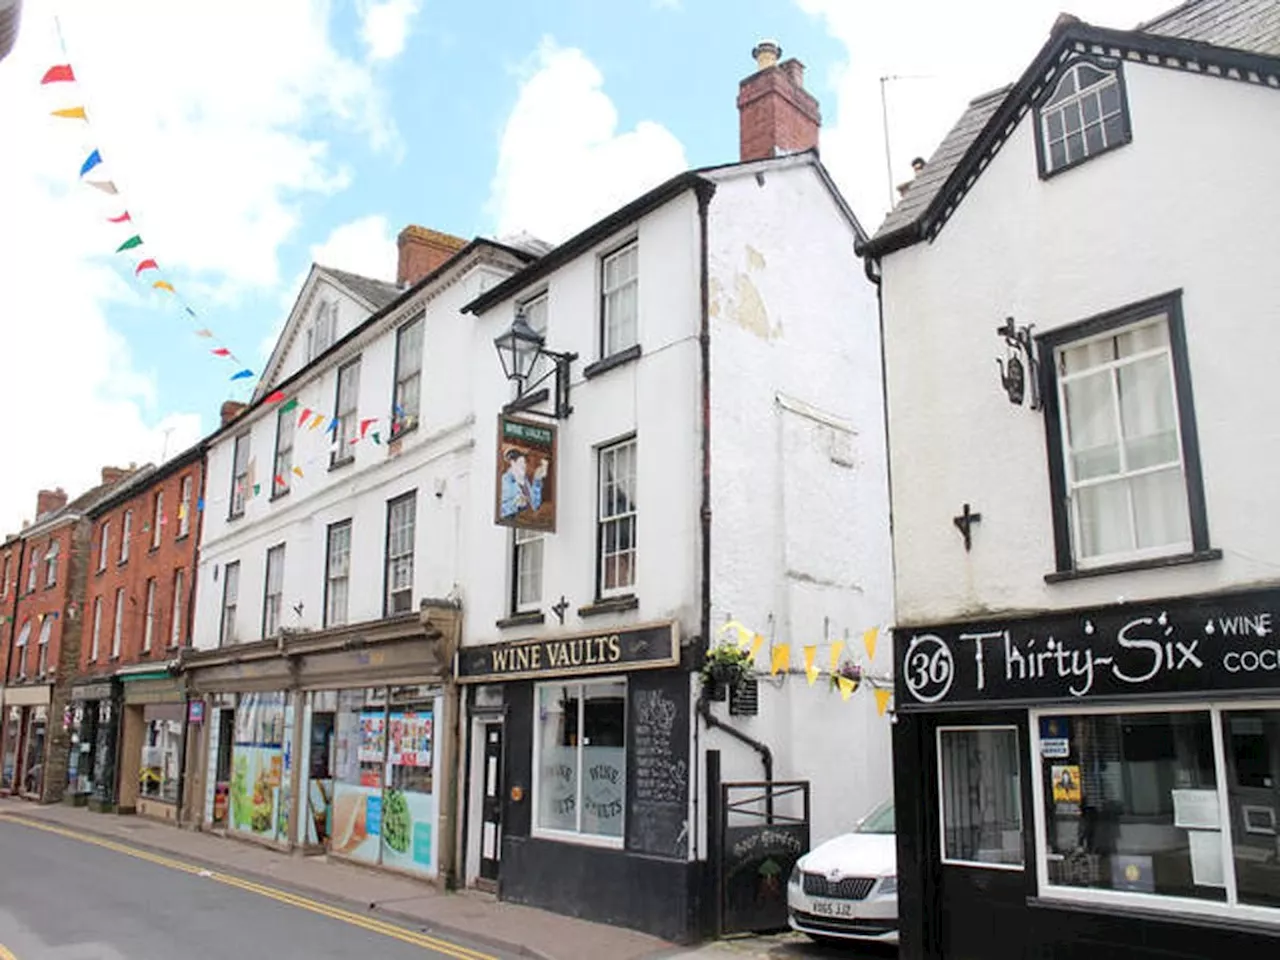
[1045,548,1222,584]
[578,594,639,618]
[117,559,129,568]
[530,826,626,851]
[227,512,245,523]
[388,421,419,444]
[497,611,545,629]
[175,533,190,544]
[269,489,291,503]
[148,546,160,555]
[329,455,355,472]
[583,344,641,380]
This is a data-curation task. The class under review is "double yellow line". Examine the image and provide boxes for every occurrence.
[0,813,496,960]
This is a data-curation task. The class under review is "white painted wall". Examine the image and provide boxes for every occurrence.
[702,162,894,846]
[193,251,524,650]
[879,62,1280,627]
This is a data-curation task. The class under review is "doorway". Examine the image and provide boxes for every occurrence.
[307,710,335,845]
[479,722,504,883]
[22,706,47,799]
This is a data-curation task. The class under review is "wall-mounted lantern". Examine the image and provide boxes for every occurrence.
[493,309,578,419]
[995,317,1042,410]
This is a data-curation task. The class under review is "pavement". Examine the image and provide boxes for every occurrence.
[0,798,898,960]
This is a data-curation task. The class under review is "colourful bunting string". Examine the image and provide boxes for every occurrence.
[874,688,893,716]
[837,676,856,701]
[803,645,819,686]
[265,391,285,404]
[298,408,313,427]
[770,644,790,676]
[326,418,339,435]
[252,484,261,496]
[230,369,254,381]
[211,347,231,357]
[360,418,376,438]
[291,466,304,478]
[280,399,299,414]
[41,64,76,84]
[107,211,131,223]
[87,180,118,194]
[274,474,286,488]
[309,414,324,430]
[372,432,381,445]
[135,258,158,275]
[79,149,102,177]
[51,106,87,120]
[115,235,142,253]
[196,498,205,512]
[153,280,175,293]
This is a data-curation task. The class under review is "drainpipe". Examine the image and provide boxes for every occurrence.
[696,695,773,788]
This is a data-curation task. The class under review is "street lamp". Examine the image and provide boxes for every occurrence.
[493,309,577,419]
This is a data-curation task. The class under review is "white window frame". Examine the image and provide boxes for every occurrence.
[513,528,544,613]
[392,316,423,436]
[121,510,132,563]
[601,241,638,358]
[36,617,51,676]
[178,476,193,538]
[170,569,185,648]
[936,724,1025,872]
[1028,700,1280,927]
[98,522,110,572]
[325,520,351,628]
[220,561,240,646]
[1055,315,1191,569]
[44,539,58,587]
[143,578,156,653]
[111,587,124,658]
[1,554,9,598]
[333,358,361,466]
[385,493,416,616]
[531,677,628,850]
[1039,60,1126,175]
[152,491,164,549]
[230,434,250,518]
[26,548,38,593]
[597,438,637,598]
[90,598,102,662]
[272,408,294,498]
[263,544,285,639]
[14,620,29,678]
[308,300,336,361]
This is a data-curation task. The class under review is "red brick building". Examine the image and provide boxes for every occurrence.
[71,443,205,818]
[0,470,139,802]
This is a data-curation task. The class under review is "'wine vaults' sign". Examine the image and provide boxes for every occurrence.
[895,587,1280,710]
[456,622,680,683]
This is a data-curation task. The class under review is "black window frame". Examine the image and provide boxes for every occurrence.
[1038,289,1213,580]
[1033,55,1133,180]
[383,491,417,617]
[323,519,352,628]
[271,407,294,500]
[331,357,362,468]
[219,560,240,647]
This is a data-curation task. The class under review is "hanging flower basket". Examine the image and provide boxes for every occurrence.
[829,660,863,693]
[702,642,753,700]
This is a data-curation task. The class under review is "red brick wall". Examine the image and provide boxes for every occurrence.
[736,65,821,162]
[5,524,77,684]
[80,461,204,678]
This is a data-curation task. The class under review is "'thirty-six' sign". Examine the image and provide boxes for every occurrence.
[896,587,1280,709]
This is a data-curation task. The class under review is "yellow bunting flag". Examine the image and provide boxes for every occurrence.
[863,626,879,663]
[52,106,88,120]
[829,639,845,675]
[309,414,325,430]
[874,688,893,716]
[770,643,790,676]
[153,280,175,293]
[837,676,856,701]
[721,620,752,650]
[748,633,764,664]
[292,465,304,478]
[803,645,820,686]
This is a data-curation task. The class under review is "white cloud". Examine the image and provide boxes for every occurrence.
[487,37,688,243]
[359,0,422,62]
[794,0,1176,232]
[0,0,394,534]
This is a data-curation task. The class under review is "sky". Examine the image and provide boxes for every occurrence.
[0,0,1177,535]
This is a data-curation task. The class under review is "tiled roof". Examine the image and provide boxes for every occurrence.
[1139,0,1280,55]
[866,0,1280,248]
[319,267,401,309]
[0,0,21,64]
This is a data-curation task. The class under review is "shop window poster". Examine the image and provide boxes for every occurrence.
[1052,765,1082,804]
[230,692,288,841]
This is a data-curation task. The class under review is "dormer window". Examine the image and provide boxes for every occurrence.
[1037,59,1130,177]
[307,300,337,361]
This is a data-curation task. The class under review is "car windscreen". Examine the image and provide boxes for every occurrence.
[857,799,895,834]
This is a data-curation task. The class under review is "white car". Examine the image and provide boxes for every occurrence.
[787,799,898,945]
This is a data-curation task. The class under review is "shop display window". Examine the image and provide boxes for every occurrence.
[1,706,21,791]
[535,679,626,842]
[141,710,184,804]
[938,726,1024,868]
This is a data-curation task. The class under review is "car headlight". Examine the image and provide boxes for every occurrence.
[877,875,898,897]
[789,863,802,887]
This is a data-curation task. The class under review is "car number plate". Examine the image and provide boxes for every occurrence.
[810,899,858,918]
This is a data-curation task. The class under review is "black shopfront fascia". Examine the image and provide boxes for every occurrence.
[891,585,1280,960]
[461,623,702,943]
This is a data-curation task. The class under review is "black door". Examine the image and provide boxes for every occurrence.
[479,722,503,882]
[933,712,1031,960]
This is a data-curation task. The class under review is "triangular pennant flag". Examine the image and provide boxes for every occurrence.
[280,398,298,414]
[372,432,381,445]
[863,626,879,663]
[79,149,103,177]
[748,633,764,664]
[52,106,88,120]
[274,474,286,488]
[265,390,285,404]
[292,465,304,478]
[829,639,845,675]
[177,503,187,521]
[837,676,856,701]
[41,64,76,84]
[326,417,339,434]
[770,643,790,676]
[297,407,313,427]
[134,258,158,275]
[803,645,819,686]
[252,484,261,496]
[107,211,131,223]
[194,329,214,338]
[153,280,175,293]
[230,369,254,381]
[115,235,143,252]
[196,497,205,512]
[185,307,198,318]
[211,348,231,357]
[874,688,893,716]
[360,418,377,439]
[309,414,325,430]
[349,436,360,445]
[87,180,119,195]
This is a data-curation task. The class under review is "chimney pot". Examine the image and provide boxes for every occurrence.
[737,41,821,163]
[752,40,781,71]
[220,400,247,428]
[396,226,468,288]
[35,488,68,519]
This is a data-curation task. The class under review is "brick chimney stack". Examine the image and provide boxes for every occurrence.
[737,40,821,162]
[220,400,247,427]
[35,488,67,519]
[397,226,468,288]
[101,466,130,486]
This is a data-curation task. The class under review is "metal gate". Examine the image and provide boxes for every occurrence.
[717,780,810,935]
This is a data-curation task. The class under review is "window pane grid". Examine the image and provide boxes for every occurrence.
[1042,64,1124,171]
[179,477,192,538]
[171,570,184,647]
[231,436,249,517]
[602,245,638,357]
[326,521,351,627]
[335,361,361,460]
[598,441,637,595]
[221,562,239,646]
[264,546,285,638]
[515,529,544,610]
[273,410,295,496]
[143,579,156,652]
[394,318,423,433]
[386,495,415,614]
[536,680,626,839]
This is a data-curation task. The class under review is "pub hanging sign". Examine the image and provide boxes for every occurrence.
[456,621,680,683]
[494,414,557,533]
[896,586,1280,710]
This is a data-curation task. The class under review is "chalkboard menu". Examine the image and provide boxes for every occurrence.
[625,671,690,858]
